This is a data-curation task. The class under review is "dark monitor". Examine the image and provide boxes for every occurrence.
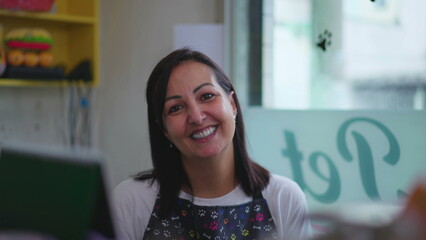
[0,143,116,240]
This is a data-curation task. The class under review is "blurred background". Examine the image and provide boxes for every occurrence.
[0,0,425,237]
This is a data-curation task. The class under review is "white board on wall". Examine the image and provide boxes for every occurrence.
[174,24,224,68]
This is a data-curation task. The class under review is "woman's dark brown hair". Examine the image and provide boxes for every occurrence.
[135,48,270,218]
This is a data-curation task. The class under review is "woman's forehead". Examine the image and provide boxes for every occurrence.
[167,62,218,90]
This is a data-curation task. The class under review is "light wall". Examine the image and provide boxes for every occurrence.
[99,0,224,189]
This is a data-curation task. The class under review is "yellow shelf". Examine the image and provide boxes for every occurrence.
[0,0,99,87]
[0,78,95,87]
[0,10,95,25]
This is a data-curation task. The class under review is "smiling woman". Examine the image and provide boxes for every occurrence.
[163,61,237,164]
[113,48,312,240]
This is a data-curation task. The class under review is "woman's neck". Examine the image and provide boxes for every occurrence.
[181,151,237,198]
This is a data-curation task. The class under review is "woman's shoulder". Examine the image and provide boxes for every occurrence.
[262,174,312,239]
[113,178,159,240]
[115,177,158,191]
[267,173,302,189]
[113,178,159,206]
[263,174,306,201]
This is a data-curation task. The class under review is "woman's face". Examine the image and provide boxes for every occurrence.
[162,61,237,161]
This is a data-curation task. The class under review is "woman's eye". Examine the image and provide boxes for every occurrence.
[201,93,215,101]
[168,105,182,114]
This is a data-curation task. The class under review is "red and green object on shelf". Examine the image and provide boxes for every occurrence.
[4,28,53,51]
[0,0,55,12]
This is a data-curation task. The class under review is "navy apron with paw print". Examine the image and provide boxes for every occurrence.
[142,192,278,240]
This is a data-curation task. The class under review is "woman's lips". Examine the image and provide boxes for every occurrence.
[190,126,218,140]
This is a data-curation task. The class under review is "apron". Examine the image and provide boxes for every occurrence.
[143,192,279,240]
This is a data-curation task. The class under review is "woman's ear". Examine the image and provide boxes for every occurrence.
[160,118,170,140]
[229,91,237,116]
[164,131,170,140]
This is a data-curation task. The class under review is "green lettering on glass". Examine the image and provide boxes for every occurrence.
[282,131,305,188]
[308,152,341,203]
[337,117,400,200]
[282,131,340,204]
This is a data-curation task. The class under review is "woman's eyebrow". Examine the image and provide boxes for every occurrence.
[165,95,181,102]
[193,83,214,94]
[165,83,214,102]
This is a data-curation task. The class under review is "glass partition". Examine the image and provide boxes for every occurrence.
[232,0,426,110]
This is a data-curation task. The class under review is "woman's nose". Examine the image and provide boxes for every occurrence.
[188,105,206,124]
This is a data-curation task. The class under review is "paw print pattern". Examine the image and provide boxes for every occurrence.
[163,230,171,237]
[253,204,261,212]
[211,211,218,219]
[161,219,169,227]
[210,221,219,230]
[264,224,272,231]
[144,193,278,239]
[316,29,332,52]
[199,209,206,217]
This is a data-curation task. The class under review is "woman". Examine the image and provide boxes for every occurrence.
[114,48,312,240]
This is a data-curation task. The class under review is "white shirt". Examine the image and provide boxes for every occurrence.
[113,174,312,240]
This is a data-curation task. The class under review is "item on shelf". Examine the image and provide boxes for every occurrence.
[23,51,39,67]
[7,49,24,66]
[2,65,64,80]
[0,48,6,76]
[67,60,92,82]
[5,28,53,51]
[39,51,53,67]
[4,28,55,70]
[0,0,55,12]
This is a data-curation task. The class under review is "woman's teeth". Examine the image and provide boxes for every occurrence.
[191,126,217,139]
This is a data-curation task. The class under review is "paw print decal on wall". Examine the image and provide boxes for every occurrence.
[316,29,332,52]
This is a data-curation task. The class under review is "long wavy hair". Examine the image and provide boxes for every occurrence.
[134,48,270,218]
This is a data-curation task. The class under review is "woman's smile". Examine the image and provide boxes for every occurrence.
[190,125,218,141]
